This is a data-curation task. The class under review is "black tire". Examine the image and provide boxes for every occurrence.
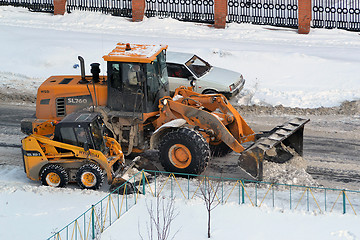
[76,163,105,190]
[210,141,233,157]
[202,89,218,95]
[158,127,210,175]
[40,164,69,188]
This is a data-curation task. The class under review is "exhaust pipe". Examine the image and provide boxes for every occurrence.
[78,56,86,83]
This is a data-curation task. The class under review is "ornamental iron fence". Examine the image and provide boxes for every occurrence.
[0,0,53,12]
[1,0,360,31]
[66,0,132,17]
[145,0,215,23]
[227,0,299,27]
[312,0,360,31]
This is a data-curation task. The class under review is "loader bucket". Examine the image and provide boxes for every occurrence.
[109,156,158,192]
[110,156,139,192]
[238,118,310,180]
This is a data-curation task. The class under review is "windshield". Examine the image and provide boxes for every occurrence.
[185,55,212,78]
[90,121,105,152]
[146,51,169,104]
[158,51,168,85]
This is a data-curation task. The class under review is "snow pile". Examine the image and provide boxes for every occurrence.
[0,72,41,103]
[263,156,318,187]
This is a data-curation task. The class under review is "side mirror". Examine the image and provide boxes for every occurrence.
[84,142,89,152]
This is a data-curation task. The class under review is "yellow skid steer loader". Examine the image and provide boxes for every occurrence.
[22,112,136,190]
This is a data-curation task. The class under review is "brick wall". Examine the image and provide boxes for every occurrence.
[54,0,67,15]
[214,0,227,28]
[132,0,146,22]
[298,0,312,34]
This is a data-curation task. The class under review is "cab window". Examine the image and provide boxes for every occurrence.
[60,127,77,146]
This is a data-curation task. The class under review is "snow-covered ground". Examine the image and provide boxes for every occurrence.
[0,166,109,240]
[1,6,360,240]
[2,165,360,240]
[102,197,360,240]
[0,6,360,108]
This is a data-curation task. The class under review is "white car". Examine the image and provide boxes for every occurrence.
[166,52,245,99]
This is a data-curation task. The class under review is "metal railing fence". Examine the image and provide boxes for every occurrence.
[48,169,360,240]
[312,0,360,31]
[66,0,132,17]
[1,0,360,31]
[47,170,144,240]
[0,0,53,12]
[145,0,215,23]
[227,0,299,28]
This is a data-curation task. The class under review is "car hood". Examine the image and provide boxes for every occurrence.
[198,67,243,86]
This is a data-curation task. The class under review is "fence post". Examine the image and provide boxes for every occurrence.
[241,180,245,204]
[132,0,146,22]
[92,205,95,240]
[53,0,67,15]
[142,171,146,195]
[298,0,311,34]
[342,190,346,214]
[214,0,227,28]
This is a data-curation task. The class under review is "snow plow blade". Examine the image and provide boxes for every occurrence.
[238,118,310,181]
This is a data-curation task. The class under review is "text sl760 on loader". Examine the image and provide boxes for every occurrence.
[22,42,309,183]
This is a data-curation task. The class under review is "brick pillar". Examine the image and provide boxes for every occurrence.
[298,0,312,34]
[53,0,67,15]
[214,0,227,28]
[132,0,145,22]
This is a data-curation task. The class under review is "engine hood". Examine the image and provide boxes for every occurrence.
[198,67,243,87]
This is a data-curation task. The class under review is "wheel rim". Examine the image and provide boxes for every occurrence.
[81,172,97,188]
[168,144,192,169]
[46,172,61,187]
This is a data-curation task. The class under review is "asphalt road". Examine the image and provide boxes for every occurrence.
[1,103,359,190]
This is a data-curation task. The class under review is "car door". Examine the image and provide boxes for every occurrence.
[167,63,196,94]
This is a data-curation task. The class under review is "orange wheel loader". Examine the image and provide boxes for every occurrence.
[21,43,309,180]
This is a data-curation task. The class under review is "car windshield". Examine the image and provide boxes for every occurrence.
[185,55,212,78]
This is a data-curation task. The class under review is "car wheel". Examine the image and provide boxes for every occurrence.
[202,89,218,95]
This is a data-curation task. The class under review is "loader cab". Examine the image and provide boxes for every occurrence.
[53,113,106,152]
[104,43,169,114]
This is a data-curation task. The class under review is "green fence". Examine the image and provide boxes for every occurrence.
[47,169,360,240]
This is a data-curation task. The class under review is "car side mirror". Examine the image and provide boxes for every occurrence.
[188,76,195,81]
[84,142,89,152]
